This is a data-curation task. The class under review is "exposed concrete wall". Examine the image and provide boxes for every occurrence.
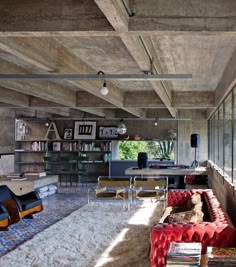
[208,162,236,226]
[55,119,178,141]
[0,108,15,154]
[177,111,208,165]
[0,155,14,175]
[19,116,208,165]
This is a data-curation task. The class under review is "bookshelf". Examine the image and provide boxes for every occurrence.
[14,120,112,183]
[78,140,112,182]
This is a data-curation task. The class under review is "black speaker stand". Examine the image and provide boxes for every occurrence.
[191,147,199,168]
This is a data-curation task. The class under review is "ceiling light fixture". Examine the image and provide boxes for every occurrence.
[154,117,159,126]
[117,119,127,135]
[97,71,109,96]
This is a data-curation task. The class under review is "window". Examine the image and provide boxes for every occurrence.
[224,93,232,177]
[118,140,175,160]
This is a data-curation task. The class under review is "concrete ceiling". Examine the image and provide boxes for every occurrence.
[0,0,236,120]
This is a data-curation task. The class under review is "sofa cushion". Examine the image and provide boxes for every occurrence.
[167,209,204,223]
[184,192,202,210]
[19,198,42,210]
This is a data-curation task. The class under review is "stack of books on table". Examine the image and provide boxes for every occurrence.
[207,247,236,266]
[166,242,202,267]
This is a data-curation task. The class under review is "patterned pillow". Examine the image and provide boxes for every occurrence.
[167,209,204,223]
[184,193,202,211]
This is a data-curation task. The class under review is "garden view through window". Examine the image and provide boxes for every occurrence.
[118,140,175,161]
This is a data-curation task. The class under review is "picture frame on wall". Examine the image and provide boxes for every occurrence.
[63,128,73,140]
[98,126,118,139]
[74,121,96,140]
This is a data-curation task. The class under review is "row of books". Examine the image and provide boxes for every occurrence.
[166,242,236,267]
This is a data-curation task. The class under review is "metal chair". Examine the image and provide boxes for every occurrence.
[88,176,132,210]
[133,176,168,208]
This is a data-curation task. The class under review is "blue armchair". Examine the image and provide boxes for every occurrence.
[0,185,43,229]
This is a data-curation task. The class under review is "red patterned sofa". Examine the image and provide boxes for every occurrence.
[150,189,236,267]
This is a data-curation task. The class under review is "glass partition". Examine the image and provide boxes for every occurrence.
[209,90,236,184]
[218,105,224,170]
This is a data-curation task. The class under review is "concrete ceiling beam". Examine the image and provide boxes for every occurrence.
[94,0,129,32]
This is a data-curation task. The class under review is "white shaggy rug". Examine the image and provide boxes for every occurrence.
[0,201,163,267]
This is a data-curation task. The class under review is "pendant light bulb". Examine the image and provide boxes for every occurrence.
[100,81,109,95]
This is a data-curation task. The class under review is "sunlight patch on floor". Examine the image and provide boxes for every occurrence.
[94,201,160,267]
[128,200,160,225]
[94,228,129,267]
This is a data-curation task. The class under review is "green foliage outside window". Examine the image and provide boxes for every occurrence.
[119,140,175,160]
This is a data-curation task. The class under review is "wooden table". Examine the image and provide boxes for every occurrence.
[0,175,59,195]
[201,254,207,267]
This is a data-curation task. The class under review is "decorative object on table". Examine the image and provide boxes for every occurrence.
[134,134,140,140]
[207,247,236,266]
[74,121,96,140]
[98,126,118,139]
[63,128,73,140]
[159,140,174,160]
[116,119,127,135]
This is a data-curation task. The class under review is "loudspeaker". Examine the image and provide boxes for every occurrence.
[137,152,148,169]
[191,134,200,148]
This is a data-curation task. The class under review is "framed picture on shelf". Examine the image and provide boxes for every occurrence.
[74,121,96,140]
[98,126,118,139]
[53,142,61,151]
[63,128,73,140]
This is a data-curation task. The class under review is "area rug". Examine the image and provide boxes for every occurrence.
[0,201,164,267]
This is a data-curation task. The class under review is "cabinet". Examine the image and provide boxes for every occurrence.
[78,141,112,182]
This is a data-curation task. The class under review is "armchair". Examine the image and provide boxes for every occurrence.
[14,190,43,219]
[0,203,10,230]
[0,185,43,225]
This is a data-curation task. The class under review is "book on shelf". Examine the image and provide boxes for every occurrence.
[166,242,202,267]
[207,247,236,266]
[24,171,47,177]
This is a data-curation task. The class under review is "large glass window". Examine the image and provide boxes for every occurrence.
[213,111,218,164]
[209,118,214,161]
[233,88,236,183]
[224,93,233,177]
[218,105,224,170]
